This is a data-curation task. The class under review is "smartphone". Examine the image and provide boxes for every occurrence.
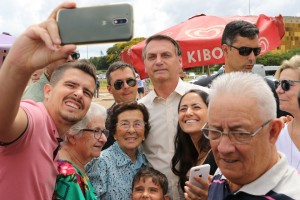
[57,3,133,45]
[189,164,210,189]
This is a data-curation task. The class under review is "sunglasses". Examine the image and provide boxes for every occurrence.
[227,44,261,56]
[113,78,137,90]
[70,52,80,60]
[275,79,300,91]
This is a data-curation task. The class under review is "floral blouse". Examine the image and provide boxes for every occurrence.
[86,142,148,200]
[53,160,97,200]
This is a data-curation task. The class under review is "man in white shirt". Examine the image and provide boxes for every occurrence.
[139,34,208,199]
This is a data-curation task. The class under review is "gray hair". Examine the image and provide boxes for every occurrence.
[68,102,107,136]
[142,34,182,60]
[208,72,276,121]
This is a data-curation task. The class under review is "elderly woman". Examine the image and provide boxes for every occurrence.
[86,102,150,200]
[171,89,217,199]
[53,103,108,200]
[275,55,300,171]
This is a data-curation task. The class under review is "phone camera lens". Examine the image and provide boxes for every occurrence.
[113,18,128,25]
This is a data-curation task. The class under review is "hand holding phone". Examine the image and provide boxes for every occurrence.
[57,3,133,45]
[188,164,210,189]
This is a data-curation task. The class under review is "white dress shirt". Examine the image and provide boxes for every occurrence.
[139,79,209,200]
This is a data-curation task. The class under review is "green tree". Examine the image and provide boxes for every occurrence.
[257,48,300,66]
[88,37,145,70]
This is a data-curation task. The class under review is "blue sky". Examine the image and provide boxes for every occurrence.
[1,0,299,58]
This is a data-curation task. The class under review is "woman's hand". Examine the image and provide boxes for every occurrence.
[184,175,210,200]
[279,115,293,124]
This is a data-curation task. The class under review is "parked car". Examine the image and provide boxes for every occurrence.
[188,74,208,83]
[188,72,196,79]
[97,73,106,79]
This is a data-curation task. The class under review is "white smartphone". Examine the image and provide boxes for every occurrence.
[189,164,210,189]
[57,3,134,45]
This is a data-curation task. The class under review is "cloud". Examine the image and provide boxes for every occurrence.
[1,0,299,58]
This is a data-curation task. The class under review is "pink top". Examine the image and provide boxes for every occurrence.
[0,100,59,200]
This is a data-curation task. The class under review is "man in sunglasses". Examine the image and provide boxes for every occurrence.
[22,51,80,102]
[194,20,288,118]
[102,61,138,150]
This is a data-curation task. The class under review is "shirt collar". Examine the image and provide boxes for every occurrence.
[146,78,185,102]
[112,142,146,167]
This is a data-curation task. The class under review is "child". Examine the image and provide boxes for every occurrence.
[131,166,170,200]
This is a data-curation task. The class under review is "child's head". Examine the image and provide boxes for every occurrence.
[131,166,169,200]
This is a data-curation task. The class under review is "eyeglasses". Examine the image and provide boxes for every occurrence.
[113,78,137,90]
[80,128,109,139]
[274,79,300,92]
[117,120,146,130]
[70,52,80,60]
[227,44,261,56]
[201,119,272,144]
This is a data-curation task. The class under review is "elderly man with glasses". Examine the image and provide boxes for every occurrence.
[195,72,300,199]
[194,20,288,118]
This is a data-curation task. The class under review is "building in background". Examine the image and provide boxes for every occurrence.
[273,16,300,53]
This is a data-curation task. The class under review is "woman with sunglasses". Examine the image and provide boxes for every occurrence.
[86,102,150,200]
[275,55,300,171]
[171,89,218,199]
[53,103,108,200]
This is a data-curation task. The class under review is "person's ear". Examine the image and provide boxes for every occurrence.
[222,44,229,55]
[130,192,133,200]
[107,84,113,94]
[178,56,183,67]
[43,83,52,100]
[163,194,170,200]
[268,119,283,144]
[66,133,77,145]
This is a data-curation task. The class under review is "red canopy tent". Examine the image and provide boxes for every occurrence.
[121,14,285,79]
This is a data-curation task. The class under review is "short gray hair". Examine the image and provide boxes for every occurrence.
[208,72,276,121]
[68,102,107,135]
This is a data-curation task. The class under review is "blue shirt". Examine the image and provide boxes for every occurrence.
[86,142,148,200]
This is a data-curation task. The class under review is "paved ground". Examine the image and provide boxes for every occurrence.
[92,89,114,109]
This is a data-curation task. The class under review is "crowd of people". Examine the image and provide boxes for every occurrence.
[1,2,300,200]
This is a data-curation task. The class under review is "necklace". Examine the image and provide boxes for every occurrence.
[290,120,300,170]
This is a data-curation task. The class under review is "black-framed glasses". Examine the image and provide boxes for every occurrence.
[274,79,300,92]
[201,119,272,144]
[117,120,146,130]
[113,78,137,90]
[80,128,109,139]
[70,52,80,60]
[227,44,261,56]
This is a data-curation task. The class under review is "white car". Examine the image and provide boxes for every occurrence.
[188,75,208,83]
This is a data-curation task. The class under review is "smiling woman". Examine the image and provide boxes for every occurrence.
[53,103,107,200]
[86,102,150,200]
